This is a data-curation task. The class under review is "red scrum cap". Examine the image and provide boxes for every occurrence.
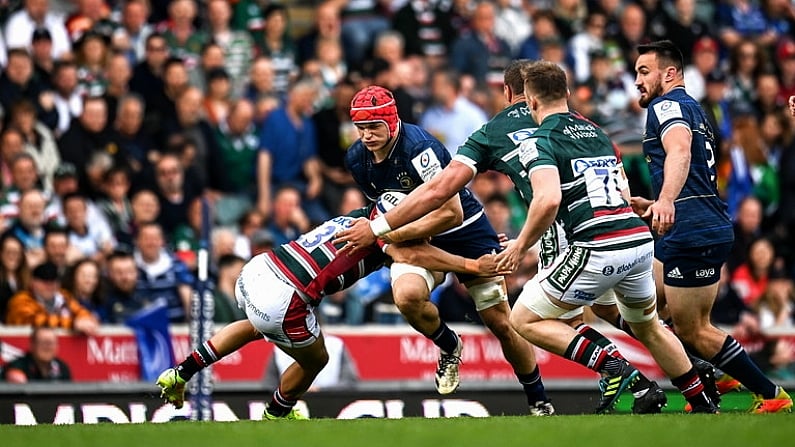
[350,86,399,137]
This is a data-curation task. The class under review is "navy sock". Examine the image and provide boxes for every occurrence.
[517,366,549,405]
[429,322,459,354]
[709,335,777,398]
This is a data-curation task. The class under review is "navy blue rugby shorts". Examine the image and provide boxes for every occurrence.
[431,213,501,284]
[655,240,733,287]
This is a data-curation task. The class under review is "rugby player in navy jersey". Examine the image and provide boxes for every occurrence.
[632,40,791,413]
[155,204,507,419]
[337,86,554,415]
[336,62,674,413]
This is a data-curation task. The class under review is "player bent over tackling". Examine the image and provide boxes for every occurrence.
[156,203,507,419]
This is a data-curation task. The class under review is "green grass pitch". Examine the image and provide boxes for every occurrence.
[1,412,792,447]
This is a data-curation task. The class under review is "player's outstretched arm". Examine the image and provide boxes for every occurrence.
[384,161,475,230]
[383,194,464,243]
[385,241,510,277]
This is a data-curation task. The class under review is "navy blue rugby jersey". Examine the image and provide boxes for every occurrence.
[642,87,733,247]
[345,122,485,235]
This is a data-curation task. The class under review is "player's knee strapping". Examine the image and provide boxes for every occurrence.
[390,262,436,293]
[616,295,658,323]
[467,277,508,311]
[518,277,572,319]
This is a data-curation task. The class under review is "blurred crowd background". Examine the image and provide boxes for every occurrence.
[0,0,792,379]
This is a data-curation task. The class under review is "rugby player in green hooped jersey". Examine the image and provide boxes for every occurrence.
[336,60,676,414]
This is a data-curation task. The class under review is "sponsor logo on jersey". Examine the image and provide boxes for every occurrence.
[395,170,414,188]
[666,267,683,279]
[506,128,538,144]
[695,268,716,278]
[411,148,442,182]
[602,265,614,275]
[653,100,683,123]
[562,123,598,139]
[518,138,538,166]
[570,156,618,176]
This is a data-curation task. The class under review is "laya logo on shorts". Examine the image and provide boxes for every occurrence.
[695,268,716,278]
[573,290,596,301]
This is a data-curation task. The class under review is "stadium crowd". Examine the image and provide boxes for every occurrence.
[0,0,793,379]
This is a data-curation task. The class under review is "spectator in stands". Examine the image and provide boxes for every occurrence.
[44,162,111,234]
[729,196,765,272]
[267,185,310,246]
[109,94,153,185]
[171,197,204,272]
[102,250,149,324]
[50,61,82,137]
[297,1,342,67]
[391,0,455,67]
[129,33,169,132]
[63,258,104,322]
[483,193,518,239]
[63,192,115,262]
[160,86,227,192]
[213,99,259,226]
[102,52,133,127]
[776,39,795,103]
[684,36,721,102]
[64,0,112,43]
[161,0,207,70]
[716,0,779,49]
[0,129,26,194]
[203,68,233,126]
[719,115,779,218]
[244,56,281,124]
[3,189,49,266]
[607,2,648,73]
[255,4,298,96]
[249,227,275,256]
[74,30,111,98]
[1,327,71,382]
[551,0,587,41]
[42,227,81,278]
[727,39,767,116]
[232,209,265,259]
[57,96,116,198]
[97,166,134,245]
[659,0,711,65]
[123,189,160,250]
[701,69,733,158]
[133,222,193,323]
[5,261,99,335]
[256,79,326,223]
[4,0,71,59]
[212,254,246,323]
[419,68,487,156]
[30,28,54,88]
[152,152,201,240]
[753,73,785,119]
[0,49,58,131]
[7,99,59,193]
[517,9,559,62]
[0,154,43,220]
[569,11,609,84]
[0,234,29,323]
[339,0,390,70]
[449,1,511,87]
[207,0,254,98]
[112,0,153,65]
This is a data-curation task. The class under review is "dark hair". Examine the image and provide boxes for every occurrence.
[106,249,134,263]
[521,61,568,102]
[62,192,88,208]
[432,68,462,92]
[43,226,69,243]
[637,40,684,73]
[217,254,245,270]
[504,59,532,95]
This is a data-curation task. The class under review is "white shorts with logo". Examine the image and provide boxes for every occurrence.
[235,261,320,349]
[530,240,656,308]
